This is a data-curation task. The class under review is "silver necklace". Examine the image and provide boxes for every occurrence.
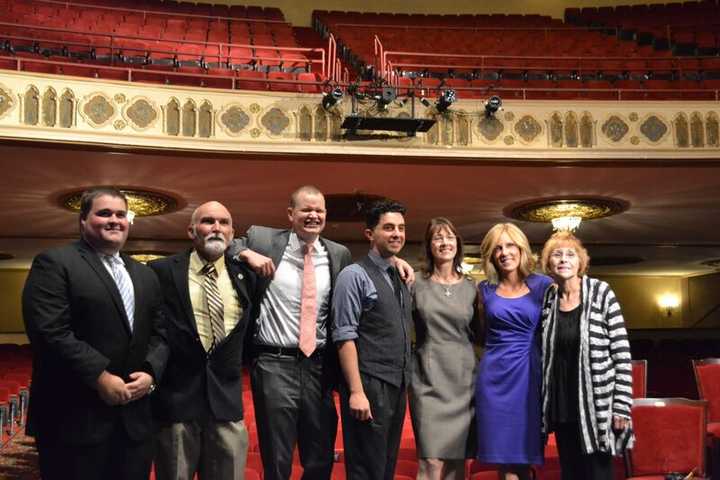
[432,275,455,297]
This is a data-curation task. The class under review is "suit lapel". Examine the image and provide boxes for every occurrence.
[226,256,250,307]
[270,231,290,269]
[320,238,340,289]
[225,257,252,337]
[171,250,198,334]
[257,231,290,298]
[76,240,132,336]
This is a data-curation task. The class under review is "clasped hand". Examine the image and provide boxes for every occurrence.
[97,370,154,406]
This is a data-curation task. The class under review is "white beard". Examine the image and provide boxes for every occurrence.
[203,238,226,258]
[193,227,227,258]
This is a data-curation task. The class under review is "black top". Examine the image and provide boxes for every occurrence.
[354,255,412,387]
[549,304,581,427]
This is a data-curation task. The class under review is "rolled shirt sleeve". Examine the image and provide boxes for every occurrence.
[331,264,377,342]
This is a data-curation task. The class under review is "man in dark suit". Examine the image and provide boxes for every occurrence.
[148,201,256,480]
[232,185,352,480]
[22,187,168,480]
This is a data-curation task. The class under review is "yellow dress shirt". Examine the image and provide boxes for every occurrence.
[189,251,242,352]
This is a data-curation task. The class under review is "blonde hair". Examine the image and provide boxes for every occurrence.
[540,231,590,277]
[480,223,536,284]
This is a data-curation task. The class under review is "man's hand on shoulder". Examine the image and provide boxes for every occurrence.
[392,257,415,285]
[239,249,276,278]
[96,370,131,406]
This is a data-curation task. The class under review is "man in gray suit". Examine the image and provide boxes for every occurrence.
[232,185,351,480]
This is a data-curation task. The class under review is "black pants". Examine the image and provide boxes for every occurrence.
[554,422,613,480]
[251,352,338,480]
[36,423,153,480]
[339,374,406,480]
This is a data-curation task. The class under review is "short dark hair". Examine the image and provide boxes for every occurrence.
[79,187,127,220]
[365,199,406,229]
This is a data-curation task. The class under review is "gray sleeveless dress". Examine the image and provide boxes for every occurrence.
[409,275,478,459]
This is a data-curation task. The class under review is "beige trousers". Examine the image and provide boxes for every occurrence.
[155,419,249,480]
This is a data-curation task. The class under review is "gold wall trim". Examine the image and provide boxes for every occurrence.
[0,71,718,160]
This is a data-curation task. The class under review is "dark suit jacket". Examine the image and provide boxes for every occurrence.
[148,250,256,422]
[233,226,352,386]
[21,239,168,446]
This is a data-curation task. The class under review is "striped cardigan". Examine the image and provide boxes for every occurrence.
[541,276,635,455]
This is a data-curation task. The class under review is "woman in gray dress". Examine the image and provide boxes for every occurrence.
[410,217,482,480]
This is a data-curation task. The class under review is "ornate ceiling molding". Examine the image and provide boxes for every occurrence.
[0,71,717,159]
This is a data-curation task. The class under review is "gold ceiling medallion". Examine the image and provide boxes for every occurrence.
[505,196,629,232]
[61,188,179,217]
[700,258,720,270]
[126,251,171,264]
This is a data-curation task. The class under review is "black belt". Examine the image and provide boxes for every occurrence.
[254,344,325,359]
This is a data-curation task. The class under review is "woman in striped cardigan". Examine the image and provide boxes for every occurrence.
[539,232,634,480]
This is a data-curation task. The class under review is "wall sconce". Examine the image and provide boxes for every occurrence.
[657,293,680,317]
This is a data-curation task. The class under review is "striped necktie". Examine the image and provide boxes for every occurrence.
[201,262,225,349]
[104,255,135,331]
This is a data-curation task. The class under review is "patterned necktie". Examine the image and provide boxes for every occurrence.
[299,243,317,357]
[201,262,225,349]
[104,255,135,331]
[387,266,403,308]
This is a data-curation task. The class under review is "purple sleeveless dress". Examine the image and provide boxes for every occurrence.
[475,273,552,465]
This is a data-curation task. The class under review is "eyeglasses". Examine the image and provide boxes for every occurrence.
[431,235,457,244]
[550,249,577,260]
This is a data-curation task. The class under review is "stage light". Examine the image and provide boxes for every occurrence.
[322,87,344,111]
[436,89,456,113]
[484,95,502,117]
[375,86,397,110]
[419,90,457,113]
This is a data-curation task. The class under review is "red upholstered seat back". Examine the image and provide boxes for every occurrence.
[632,359,647,399]
[629,398,707,477]
[693,359,720,423]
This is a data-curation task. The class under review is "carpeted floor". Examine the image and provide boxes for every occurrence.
[0,429,40,480]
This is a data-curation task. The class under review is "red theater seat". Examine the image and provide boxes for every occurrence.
[245,468,261,480]
[297,72,321,93]
[246,451,263,474]
[693,358,720,437]
[268,71,298,92]
[632,359,648,398]
[626,398,708,479]
[394,460,418,478]
[236,70,267,91]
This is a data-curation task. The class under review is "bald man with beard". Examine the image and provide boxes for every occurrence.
[148,201,257,480]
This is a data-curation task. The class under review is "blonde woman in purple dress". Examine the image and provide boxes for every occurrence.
[474,223,551,480]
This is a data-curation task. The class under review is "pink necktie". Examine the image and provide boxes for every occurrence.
[299,243,317,357]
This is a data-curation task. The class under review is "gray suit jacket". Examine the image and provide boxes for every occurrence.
[231,226,352,385]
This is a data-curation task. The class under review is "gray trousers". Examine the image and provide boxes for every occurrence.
[251,352,338,480]
[155,419,249,480]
